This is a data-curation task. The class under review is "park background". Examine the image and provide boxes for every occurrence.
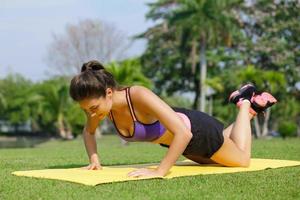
[0,1,299,199]
[0,0,299,141]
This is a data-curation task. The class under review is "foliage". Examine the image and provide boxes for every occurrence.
[278,121,297,138]
[32,78,74,137]
[0,58,153,137]
[141,0,242,110]
[234,0,300,92]
[1,1,299,137]
[160,92,193,108]
[140,0,299,133]
[0,74,33,130]
[106,58,153,89]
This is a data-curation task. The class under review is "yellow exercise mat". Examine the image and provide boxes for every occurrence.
[12,158,300,186]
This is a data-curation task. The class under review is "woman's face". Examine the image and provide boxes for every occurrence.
[79,88,113,120]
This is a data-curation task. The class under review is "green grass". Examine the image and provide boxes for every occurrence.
[0,135,300,200]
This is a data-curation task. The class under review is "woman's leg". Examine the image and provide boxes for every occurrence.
[223,112,254,138]
[210,100,253,167]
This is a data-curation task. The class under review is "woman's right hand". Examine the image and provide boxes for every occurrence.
[82,162,102,170]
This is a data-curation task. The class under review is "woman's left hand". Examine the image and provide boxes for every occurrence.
[127,168,164,178]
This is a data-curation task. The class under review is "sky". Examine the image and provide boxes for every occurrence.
[0,0,155,81]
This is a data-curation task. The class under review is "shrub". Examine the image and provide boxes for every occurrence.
[278,121,297,138]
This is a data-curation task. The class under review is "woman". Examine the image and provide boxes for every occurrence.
[69,60,277,178]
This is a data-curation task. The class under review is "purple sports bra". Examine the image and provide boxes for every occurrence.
[109,87,191,142]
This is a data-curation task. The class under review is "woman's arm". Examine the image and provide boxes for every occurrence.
[82,112,102,170]
[129,86,193,176]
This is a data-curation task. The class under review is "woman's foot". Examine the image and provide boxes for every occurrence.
[250,92,277,113]
[229,84,257,104]
[237,92,278,115]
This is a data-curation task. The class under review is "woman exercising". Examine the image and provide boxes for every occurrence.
[69,60,277,178]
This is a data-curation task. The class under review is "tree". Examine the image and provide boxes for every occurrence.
[33,78,74,139]
[107,58,153,89]
[231,0,300,136]
[233,0,300,89]
[169,0,241,111]
[0,74,33,133]
[141,0,241,111]
[46,19,130,75]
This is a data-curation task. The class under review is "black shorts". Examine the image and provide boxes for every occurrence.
[160,107,224,159]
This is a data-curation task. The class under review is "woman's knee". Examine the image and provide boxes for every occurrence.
[237,156,250,167]
[210,137,251,167]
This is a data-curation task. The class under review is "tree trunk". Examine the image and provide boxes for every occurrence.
[193,78,200,110]
[191,39,198,110]
[30,119,40,133]
[65,121,74,140]
[190,39,197,75]
[208,96,213,116]
[262,109,271,137]
[254,117,261,138]
[254,110,272,138]
[95,127,102,139]
[199,34,207,112]
[297,118,300,137]
[57,114,67,139]
[58,113,74,139]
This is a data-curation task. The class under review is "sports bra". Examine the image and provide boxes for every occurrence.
[109,87,191,142]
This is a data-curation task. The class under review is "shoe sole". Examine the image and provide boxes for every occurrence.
[229,84,256,103]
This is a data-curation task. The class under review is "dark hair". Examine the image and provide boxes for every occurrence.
[69,60,118,101]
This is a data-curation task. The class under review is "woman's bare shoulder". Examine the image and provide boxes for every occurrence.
[130,85,153,97]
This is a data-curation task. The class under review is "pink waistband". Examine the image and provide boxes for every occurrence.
[176,112,191,130]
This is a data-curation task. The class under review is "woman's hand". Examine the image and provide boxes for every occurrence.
[81,153,102,170]
[81,162,102,170]
[127,168,164,178]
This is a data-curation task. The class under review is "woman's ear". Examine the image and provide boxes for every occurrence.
[106,88,113,98]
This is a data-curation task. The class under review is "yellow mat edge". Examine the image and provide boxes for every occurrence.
[11,158,300,186]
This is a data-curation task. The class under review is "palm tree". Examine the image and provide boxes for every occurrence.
[36,78,74,139]
[107,58,153,88]
[0,74,33,133]
[165,0,240,111]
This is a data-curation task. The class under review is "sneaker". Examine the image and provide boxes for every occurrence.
[237,92,277,115]
[250,92,277,113]
[229,84,257,104]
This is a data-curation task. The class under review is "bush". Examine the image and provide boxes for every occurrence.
[278,121,297,138]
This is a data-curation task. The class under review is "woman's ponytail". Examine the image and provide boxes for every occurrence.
[69,60,118,101]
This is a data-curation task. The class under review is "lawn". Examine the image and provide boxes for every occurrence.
[0,135,299,200]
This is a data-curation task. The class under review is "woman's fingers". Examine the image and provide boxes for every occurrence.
[81,165,89,170]
[88,165,94,170]
[96,165,102,170]
[127,168,147,177]
[91,165,102,170]
[90,164,101,170]
[81,164,102,170]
